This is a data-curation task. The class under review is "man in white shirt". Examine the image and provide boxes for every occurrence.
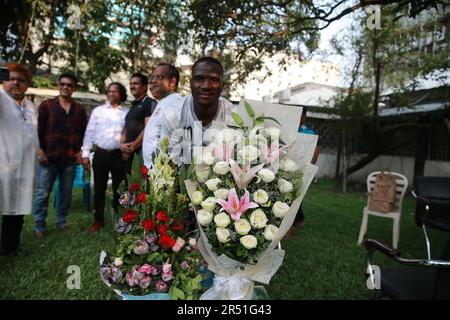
[159,57,235,164]
[142,63,182,167]
[0,63,38,256]
[81,82,128,233]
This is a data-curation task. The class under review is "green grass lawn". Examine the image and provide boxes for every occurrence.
[0,179,448,300]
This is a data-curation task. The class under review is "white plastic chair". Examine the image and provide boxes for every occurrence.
[357,171,408,249]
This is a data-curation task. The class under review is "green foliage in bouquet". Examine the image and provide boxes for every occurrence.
[188,101,304,265]
[100,139,203,299]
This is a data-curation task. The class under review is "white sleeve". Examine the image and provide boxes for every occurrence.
[142,113,161,168]
[81,108,97,158]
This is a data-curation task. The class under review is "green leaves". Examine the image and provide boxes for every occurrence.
[231,112,244,127]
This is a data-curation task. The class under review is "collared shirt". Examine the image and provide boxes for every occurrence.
[124,95,157,143]
[38,97,87,165]
[142,92,182,167]
[160,95,236,164]
[81,102,128,158]
[0,89,39,215]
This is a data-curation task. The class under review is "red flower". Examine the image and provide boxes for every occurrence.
[135,193,147,204]
[142,219,156,232]
[157,224,168,235]
[170,219,184,232]
[122,210,138,224]
[129,182,140,193]
[158,235,176,250]
[156,211,169,223]
[141,165,148,178]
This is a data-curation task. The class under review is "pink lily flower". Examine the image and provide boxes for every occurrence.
[216,188,259,221]
[229,160,264,189]
[259,140,290,173]
[213,141,236,162]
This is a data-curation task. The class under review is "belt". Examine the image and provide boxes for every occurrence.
[95,146,121,153]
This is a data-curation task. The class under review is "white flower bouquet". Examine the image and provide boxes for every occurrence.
[185,100,318,300]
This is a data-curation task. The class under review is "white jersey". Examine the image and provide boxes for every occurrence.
[0,89,38,215]
[160,95,236,164]
[142,92,182,167]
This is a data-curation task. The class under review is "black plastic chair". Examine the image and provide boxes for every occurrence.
[364,176,450,300]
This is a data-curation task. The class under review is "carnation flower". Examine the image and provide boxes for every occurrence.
[155,280,168,292]
[250,209,268,229]
[258,168,275,183]
[135,192,148,204]
[181,261,190,270]
[118,191,135,207]
[216,227,231,243]
[141,165,149,178]
[214,188,229,200]
[142,219,156,232]
[129,182,140,193]
[138,264,153,274]
[158,235,176,250]
[238,145,260,162]
[205,178,221,192]
[272,201,290,218]
[122,209,138,224]
[114,218,132,235]
[156,210,169,222]
[202,150,215,165]
[234,219,251,235]
[191,191,203,205]
[201,197,217,212]
[133,240,149,255]
[113,258,123,267]
[196,166,211,183]
[214,212,231,228]
[278,178,293,193]
[172,237,186,252]
[139,274,152,288]
[240,235,258,249]
[151,264,162,275]
[213,161,230,175]
[253,189,269,204]
[197,209,213,226]
[280,158,298,172]
[263,224,279,241]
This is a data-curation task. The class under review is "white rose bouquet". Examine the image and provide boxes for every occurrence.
[185,100,318,300]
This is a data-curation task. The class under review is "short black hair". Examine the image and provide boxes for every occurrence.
[130,72,148,85]
[157,63,180,88]
[192,57,224,78]
[58,72,78,85]
[107,82,127,102]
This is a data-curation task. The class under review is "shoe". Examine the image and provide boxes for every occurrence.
[87,222,104,233]
[34,231,45,239]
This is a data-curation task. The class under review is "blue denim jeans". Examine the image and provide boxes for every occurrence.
[33,164,75,232]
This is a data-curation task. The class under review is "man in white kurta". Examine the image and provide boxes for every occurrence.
[0,64,38,256]
[142,63,182,167]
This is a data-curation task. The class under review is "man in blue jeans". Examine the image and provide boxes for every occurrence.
[33,72,87,239]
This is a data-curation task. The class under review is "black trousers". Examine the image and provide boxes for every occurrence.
[294,203,305,223]
[92,148,126,224]
[1,215,24,255]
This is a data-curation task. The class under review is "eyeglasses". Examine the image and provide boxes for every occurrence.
[149,75,166,81]
[59,82,74,88]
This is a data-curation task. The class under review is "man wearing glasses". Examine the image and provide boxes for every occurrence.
[142,63,182,167]
[0,63,38,256]
[33,72,87,239]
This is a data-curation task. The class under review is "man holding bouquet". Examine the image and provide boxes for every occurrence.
[159,57,235,164]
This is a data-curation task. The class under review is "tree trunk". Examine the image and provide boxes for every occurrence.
[342,128,347,193]
[413,126,429,185]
